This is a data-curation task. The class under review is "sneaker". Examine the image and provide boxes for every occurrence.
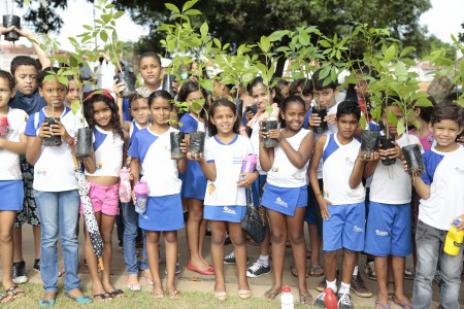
[12,261,28,284]
[337,293,354,309]
[316,277,327,292]
[224,251,236,265]
[404,268,414,280]
[364,261,376,280]
[351,275,373,298]
[246,260,270,278]
[33,259,40,272]
[314,291,328,307]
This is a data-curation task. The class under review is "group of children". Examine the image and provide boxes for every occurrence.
[0,27,463,308]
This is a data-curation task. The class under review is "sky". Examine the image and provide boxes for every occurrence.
[1,0,463,51]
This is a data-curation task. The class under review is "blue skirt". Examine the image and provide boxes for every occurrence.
[204,205,247,223]
[0,180,24,211]
[181,161,207,200]
[262,184,307,216]
[139,194,184,231]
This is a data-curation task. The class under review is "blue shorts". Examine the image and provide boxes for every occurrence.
[204,205,247,223]
[139,194,184,231]
[365,202,412,257]
[0,180,24,211]
[181,161,206,200]
[262,184,307,216]
[305,179,323,226]
[323,202,365,252]
[251,174,267,206]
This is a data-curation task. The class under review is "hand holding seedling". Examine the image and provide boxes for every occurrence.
[309,113,322,127]
[113,82,126,98]
[178,137,189,158]
[359,149,379,161]
[267,129,281,141]
[14,27,39,44]
[237,172,258,188]
[38,123,53,139]
[0,25,15,35]
[325,114,336,125]
[378,143,401,161]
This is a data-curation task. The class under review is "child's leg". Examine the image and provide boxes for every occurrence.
[266,209,287,297]
[391,256,410,304]
[101,214,117,292]
[308,223,321,267]
[121,202,139,286]
[0,211,17,289]
[199,219,208,264]
[186,199,209,269]
[210,221,227,292]
[436,244,463,309]
[146,231,163,295]
[228,222,249,291]
[341,250,357,285]
[83,212,105,295]
[374,256,389,304]
[287,208,310,297]
[164,231,178,294]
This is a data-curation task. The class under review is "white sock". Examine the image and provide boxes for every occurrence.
[352,265,359,276]
[326,279,337,293]
[339,282,350,295]
[258,255,269,267]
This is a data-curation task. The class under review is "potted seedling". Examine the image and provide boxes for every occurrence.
[2,0,21,41]
[169,100,189,159]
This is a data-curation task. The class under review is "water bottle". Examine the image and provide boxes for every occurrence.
[324,288,338,309]
[119,167,132,203]
[444,219,464,256]
[280,286,294,309]
[241,154,257,174]
[134,180,149,214]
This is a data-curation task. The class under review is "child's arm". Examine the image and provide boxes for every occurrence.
[176,138,189,173]
[349,155,367,189]
[130,158,141,183]
[259,129,274,172]
[15,28,51,69]
[270,130,314,169]
[411,175,430,200]
[0,134,27,154]
[198,158,216,181]
[81,149,96,174]
[237,171,259,188]
[309,136,332,220]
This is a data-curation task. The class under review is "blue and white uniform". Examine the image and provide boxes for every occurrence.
[203,134,253,223]
[321,133,365,252]
[249,117,267,205]
[128,127,184,231]
[262,129,310,216]
[0,108,27,211]
[180,113,207,200]
[129,120,143,146]
[365,134,421,257]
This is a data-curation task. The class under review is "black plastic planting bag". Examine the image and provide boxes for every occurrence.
[241,188,268,244]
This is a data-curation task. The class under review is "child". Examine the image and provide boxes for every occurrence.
[360,104,422,308]
[196,98,257,301]
[178,81,213,275]
[136,52,163,98]
[129,90,186,298]
[409,102,435,151]
[66,76,83,106]
[260,96,313,304]
[82,90,125,300]
[25,68,94,306]
[310,101,365,308]
[0,70,27,304]
[405,102,464,309]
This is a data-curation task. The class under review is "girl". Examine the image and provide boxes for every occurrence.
[178,81,213,275]
[0,70,27,304]
[409,100,435,151]
[25,68,95,306]
[196,98,257,300]
[260,95,314,304]
[129,90,186,298]
[82,90,125,300]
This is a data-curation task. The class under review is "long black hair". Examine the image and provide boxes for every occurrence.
[208,98,239,137]
[177,80,209,119]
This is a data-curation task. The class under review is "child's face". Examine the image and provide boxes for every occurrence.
[150,97,171,126]
[281,102,305,131]
[66,79,82,103]
[14,65,38,96]
[382,105,403,136]
[39,80,66,109]
[251,84,270,112]
[211,105,236,135]
[92,101,113,129]
[0,78,13,109]
[186,90,204,109]
[139,57,161,86]
[431,119,461,148]
[314,87,337,108]
[130,98,150,126]
[336,114,359,140]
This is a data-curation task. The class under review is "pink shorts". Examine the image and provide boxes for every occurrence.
[80,182,120,216]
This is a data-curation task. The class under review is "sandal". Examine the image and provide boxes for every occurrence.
[65,293,93,304]
[264,288,281,301]
[238,289,251,299]
[152,288,165,299]
[93,293,112,301]
[291,265,310,278]
[38,299,56,308]
[392,296,412,308]
[375,299,391,309]
[1,285,24,304]
[214,291,227,301]
[167,289,180,299]
[127,283,141,291]
[309,265,324,277]
[186,262,215,276]
[299,293,313,305]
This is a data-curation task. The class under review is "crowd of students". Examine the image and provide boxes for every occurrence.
[0,26,463,309]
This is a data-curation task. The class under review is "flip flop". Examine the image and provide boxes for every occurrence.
[167,289,180,299]
[1,285,24,304]
[214,291,227,301]
[65,294,93,304]
[264,288,281,301]
[392,296,412,308]
[93,293,112,301]
[38,299,56,308]
[309,265,324,277]
[299,293,313,305]
[109,289,124,298]
[375,299,391,309]
[186,262,215,275]
[152,289,165,299]
[238,289,251,299]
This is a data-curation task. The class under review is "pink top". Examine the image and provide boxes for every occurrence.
[409,129,434,151]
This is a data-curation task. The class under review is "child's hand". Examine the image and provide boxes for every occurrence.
[325,114,336,125]
[454,215,464,230]
[359,149,379,161]
[187,151,202,161]
[180,135,190,154]
[379,143,401,160]
[237,172,258,188]
[38,123,52,139]
[50,121,66,137]
[309,113,321,127]
[316,195,332,220]
[14,27,39,44]
[0,25,15,35]
[113,81,126,98]
[267,129,281,141]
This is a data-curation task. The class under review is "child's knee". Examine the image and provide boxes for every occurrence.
[211,233,226,246]
[230,233,245,247]
[164,232,177,244]
[288,231,304,245]
[271,230,286,244]
[0,232,12,243]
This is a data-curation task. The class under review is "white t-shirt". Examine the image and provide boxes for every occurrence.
[128,127,181,197]
[85,126,124,177]
[203,134,254,206]
[24,107,79,192]
[370,134,422,204]
[322,133,365,205]
[419,145,464,231]
[250,118,265,175]
[0,108,28,180]
[267,128,310,188]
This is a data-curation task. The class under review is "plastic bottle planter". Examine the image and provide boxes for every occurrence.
[42,117,62,146]
[115,70,136,98]
[311,107,328,134]
[402,144,425,175]
[360,130,379,159]
[170,131,185,159]
[377,135,396,166]
[261,120,279,148]
[75,127,93,158]
[2,15,20,42]
[188,131,205,157]
[162,74,175,97]
[0,116,9,137]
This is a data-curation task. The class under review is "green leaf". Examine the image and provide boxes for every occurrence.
[298,32,310,45]
[268,30,290,42]
[400,46,416,58]
[184,9,202,16]
[384,44,397,62]
[200,22,209,38]
[100,31,108,42]
[396,118,406,135]
[182,0,199,12]
[114,11,124,19]
[165,3,180,13]
[259,35,271,53]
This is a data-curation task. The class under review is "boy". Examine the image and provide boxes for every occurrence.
[407,102,464,309]
[310,101,367,308]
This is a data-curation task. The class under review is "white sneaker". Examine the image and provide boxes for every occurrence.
[246,260,271,278]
